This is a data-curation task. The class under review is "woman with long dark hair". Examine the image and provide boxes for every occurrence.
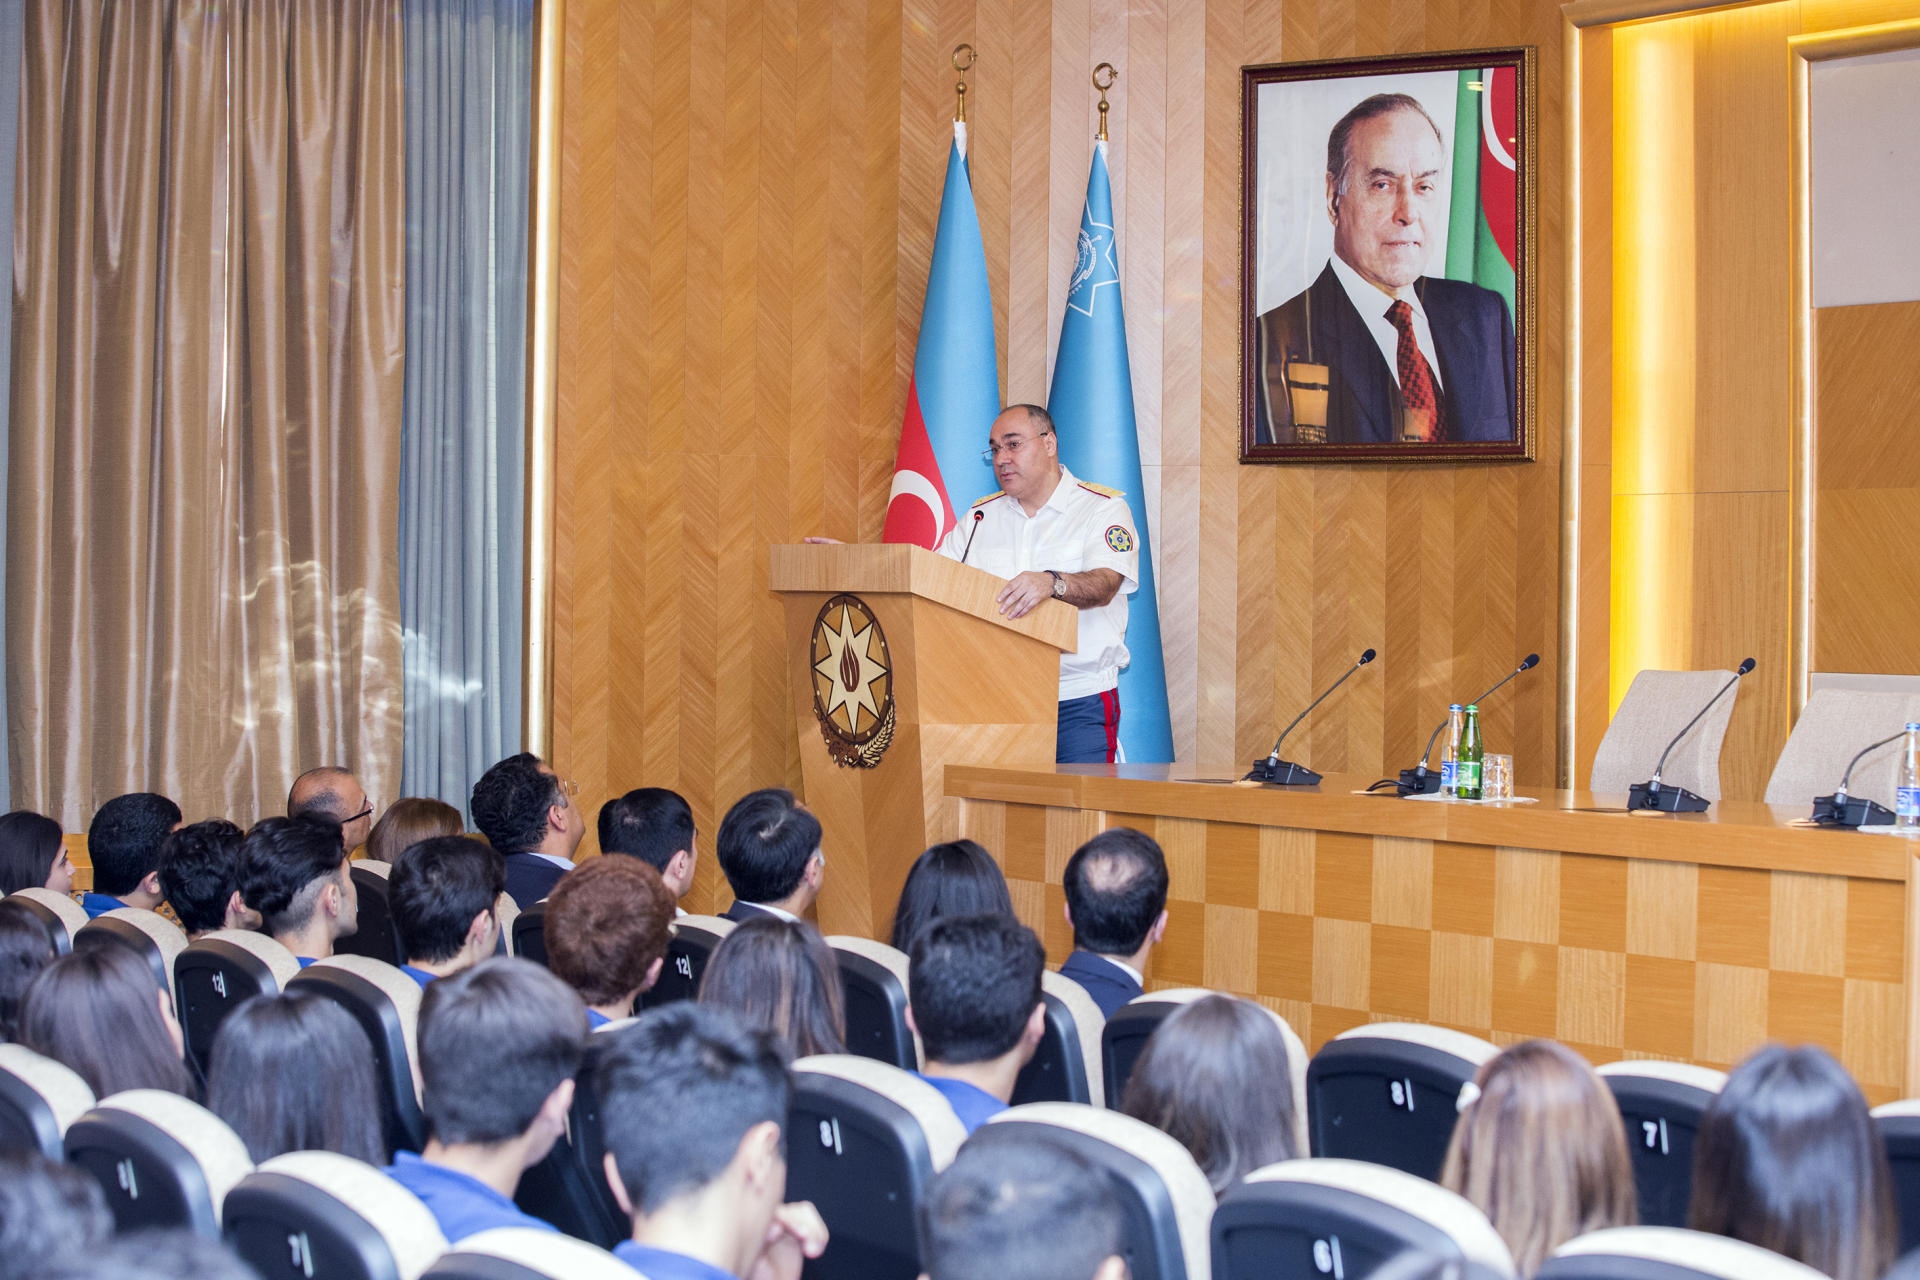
[0,906,56,1042]
[0,811,72,897]
[205,991,386,1164]
[17,944,193,1098]
[889,839,1014,953]
[699,916,847,1059]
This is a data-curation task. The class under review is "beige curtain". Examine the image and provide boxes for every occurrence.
[9,0,404,828]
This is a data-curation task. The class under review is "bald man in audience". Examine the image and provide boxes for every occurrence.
[288,766,375,854]
[1058,827,1169,1018]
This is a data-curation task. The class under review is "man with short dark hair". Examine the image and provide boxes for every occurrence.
[156,820,258,940]
[714,789,823,924]
[470,753,585,909]
[391,836,506,988]
[907,914,1047,1134]
[596,1004,827,1279]
[919,1133,1127,1280]
[82,793,183,918]
[237,815,358,966]
[598,787,697,912]
[1058,826,1169,1018]
[385,959,588,1241]
[287,766,375,853]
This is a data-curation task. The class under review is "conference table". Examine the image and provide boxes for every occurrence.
[944,763,1919,1103]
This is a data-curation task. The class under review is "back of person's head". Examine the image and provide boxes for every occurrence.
[156,819,246,936]
[908,913,1044,1065]
[469,753,560,855]
[545,854,675,1011]
[391,835,505,965]
[1689,1042,1896,1280]
[17,944,192,1098]
[0,810,65,897]
[920,1131,1125,1280]
[697,916,846,1058]
[0,1151,113,1280]
[1120,994,1299,1194]
[238,814,350,937]
[1063,826,1168,956]
[0,903,55,1042]
[205,990,386,1165]
[29,1229,259,1280]
[596,1003,790,1214]
[287,766,362,823]
[418,958,588,1145]
[366,796,465,865]
[598,787,695,872]
[1440,1038,1636,1273]
[86,792,181,897]
[889,839,1014,952]
[715,788,821,905]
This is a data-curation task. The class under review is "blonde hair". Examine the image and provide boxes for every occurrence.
[1440,1040,1637,1275]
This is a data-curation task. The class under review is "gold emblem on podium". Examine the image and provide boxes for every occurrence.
[809,594,896,768]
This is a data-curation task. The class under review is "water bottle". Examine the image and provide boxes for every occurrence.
[1898,723,1920,831]
[1440,704,1465,796]
[1456,705,1485,801]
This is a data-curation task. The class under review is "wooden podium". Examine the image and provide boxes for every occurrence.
[769,543,1076,937]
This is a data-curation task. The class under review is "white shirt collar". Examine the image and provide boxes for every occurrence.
[1329,252,1422,317]
[745,901,800,923]
[528,852,575,871]
[1012,465,1080,520]
[1095,952,1143,986]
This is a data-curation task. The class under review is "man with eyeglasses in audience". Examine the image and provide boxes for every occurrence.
[470,753,587,910]
[288,766,376,854]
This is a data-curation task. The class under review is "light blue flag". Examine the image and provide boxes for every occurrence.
[1046,140,1175,764]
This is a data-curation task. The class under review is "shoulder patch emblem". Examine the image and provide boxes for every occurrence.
[1077,480,1125,499]
[970,491,1005,508]
[1104,525,1135,553]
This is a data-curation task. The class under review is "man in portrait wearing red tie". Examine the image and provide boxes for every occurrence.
[1252,93,1516,446]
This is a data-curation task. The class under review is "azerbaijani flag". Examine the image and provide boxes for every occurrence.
[1444,66,1518,321]
[882,123,1000,548]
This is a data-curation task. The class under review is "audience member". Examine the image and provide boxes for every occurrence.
[366,796,465,866]
[0,810,73,897]
[715,788,824,924]
[0,905,55,1042]
[238,814,358,965]
[1120,993,1299,1195]
[391,835,506,987]
[0,1152,113,1280]
[1440,1039,1636,1274]
[546,854,675,1027]
[17,944,193,1098]
[205,990,386,1165]
[385,958,589,1240]
[288,765,376,853]
[156,819,256,940]
[82,792,182,918]
[907,914,1046,1134]
[29,1229,259,1280]
[1059,826,1168,1017]
[470,753,585,909]
[595,1003,829,1280]
[599,786,699,910]
[1690,1042,1896,1280]
[889,839,1014,953]
[919,1131,1126,1280]
[698,916,846,1059]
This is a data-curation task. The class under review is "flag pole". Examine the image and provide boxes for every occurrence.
[952,44,975,123]
[1092,62,1116,141]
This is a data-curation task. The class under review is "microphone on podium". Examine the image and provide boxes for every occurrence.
[1810,727,1905,827]
[1393,654,1540,796]
[1626,658,1755,813]
[959,510,985,564]
[1243,649,1376,786]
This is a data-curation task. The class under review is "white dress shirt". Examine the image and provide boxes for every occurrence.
[1329,253,1445,391]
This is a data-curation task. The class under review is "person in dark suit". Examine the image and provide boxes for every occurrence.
[1056,827,1168,1019]
[1254,92,1516,446]
[469,753,585,909]
[716,787,825,924]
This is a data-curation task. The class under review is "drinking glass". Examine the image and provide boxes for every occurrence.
[1483,754,1514,802]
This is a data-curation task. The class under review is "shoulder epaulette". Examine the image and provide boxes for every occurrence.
[970,491,1006,507]
[1076,480,1125,499]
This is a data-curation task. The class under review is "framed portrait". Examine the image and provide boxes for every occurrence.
[1240,48,1536,463]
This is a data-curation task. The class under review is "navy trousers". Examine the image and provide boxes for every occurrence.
[1057,689,1120,764]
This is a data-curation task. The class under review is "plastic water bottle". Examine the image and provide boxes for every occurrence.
[1898,722,1920,832]
[1440,704,1465,796]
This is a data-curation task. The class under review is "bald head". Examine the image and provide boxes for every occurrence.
[289,767,373,852]
[1062,827,1169,957]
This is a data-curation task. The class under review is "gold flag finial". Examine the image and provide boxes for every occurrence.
[1093,63,1117,140]
[952,45,976,123]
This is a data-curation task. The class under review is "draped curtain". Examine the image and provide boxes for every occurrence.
[8,0,405,828]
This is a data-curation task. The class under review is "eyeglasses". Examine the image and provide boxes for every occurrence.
[553,777,580,805]
[980,430,1052,464]
[346,804,375,824]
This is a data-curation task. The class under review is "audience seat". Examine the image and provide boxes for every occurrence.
[290,955,427,1154]
[639,913,735,1009]
[424,1227,635,1280]
[1537,1227,1828,1280]
[337,860,405,967]
[514,1023,630,1249]
[1011,969,1107,1107]
[510,900,548,967]
[1212,1157,1516,1280]
[63,1089,253,1236]
[76,907,190,999]
[1597,1061,1726,1229]
[223,1150,448,1280]
[0,1042,95,1159]
[1306,1023,1498,1179]
[494,892,519,957]
[174,929,303,1077]
[1100,988,1308,1151]
[826,936,918,1070]
[3,886,88,954]
[788,1053,967,1280]
[976,1101,1216,1280]
[1588,669,1741,801]
[1872,1097,1920,1254]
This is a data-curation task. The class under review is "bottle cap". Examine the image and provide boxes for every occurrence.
[1450,703,1463,711]
[1908,722,1920,732]
[1466,704,1478,712]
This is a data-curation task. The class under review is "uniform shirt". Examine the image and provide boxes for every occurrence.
[936,465,1140,702]
[79,892,123,919]
[916,1073,1007,1135]
[400,964,437,989]
[385,1151,558,1243]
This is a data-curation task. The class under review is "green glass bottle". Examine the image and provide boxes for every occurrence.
[1456,704,1484,800]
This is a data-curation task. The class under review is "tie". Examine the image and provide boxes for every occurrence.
[1385,300,1442,442]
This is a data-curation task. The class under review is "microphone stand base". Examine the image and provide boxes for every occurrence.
[1244,760,1323,786]
[1626,782,1710,813]
[1809,795,1896,828]
[1397,768,1442,797]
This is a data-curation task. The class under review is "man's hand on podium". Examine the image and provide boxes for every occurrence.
[997,570,1055,619]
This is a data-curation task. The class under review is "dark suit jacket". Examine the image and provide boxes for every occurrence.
[1254,263,1516,445]
[1058,950,1143,1020]
[720,900,783,925]
[503,853,569,910]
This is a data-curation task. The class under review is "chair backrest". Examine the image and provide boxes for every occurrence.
[1589,670,1740,800]
[1214,1157,1516,1280]
[4,886,88,955]
[510,900,548,968]
[290,954,427,1154]
[1307,1022,1499,1178]
[1873,1098,1920,1255]
[1763,688,1920,809]
[64,1088,253,1236]
[76,907,190,999]
[513,1024,630,1250]
[828,935,918,1070]
[174,929,304,1078]
[494,892,519,957]
[1538,1226,1830,1280]
[337,861,406,967]
[0,1042,95,1158]
[1598,1061,1726,1228]
[788,1054,967,1280]
[1012,969,1107,1107]
[223,1150,448,1280]
[423,1227,637,1280]
[639,913,735,1008]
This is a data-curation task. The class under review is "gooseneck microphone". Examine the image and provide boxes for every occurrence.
[1810,728,1907,828]
[1390,654,1540,796]
[1243,648,1377,786]
[1626,658,1755,813]
[959,510,985,564]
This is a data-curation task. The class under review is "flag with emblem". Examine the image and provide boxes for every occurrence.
[1444,66,1518,320]
[882,123,1001,549]
[1046,139,1175,764]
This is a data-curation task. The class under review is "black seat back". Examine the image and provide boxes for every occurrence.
[336,863,405,967]
[1599,1063,1724,1229]
[173,931,303,1078]
[1011,971,1104,1106]
[223,1150,449,1280]
[637,914,733,1008]
[1100,997,1170,1104]
[1306,1024,1498,1179]
[827,937,915,1070]
[289,956,427,1154]
[1,888,85,956]
[514,1030,629,1248]
[64,1091,253,1237]
[512,901,549,968]
[75,908,189,1001]
[0,1043,95,1158]
[1875,1103,1920,1255]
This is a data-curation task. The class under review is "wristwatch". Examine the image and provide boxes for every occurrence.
[1046,570,1066,599]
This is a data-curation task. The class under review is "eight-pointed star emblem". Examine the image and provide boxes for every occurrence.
[814,603,887,733]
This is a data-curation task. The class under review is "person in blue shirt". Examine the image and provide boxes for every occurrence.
[391,836,506,988]
[906,914,1048,1135]
[386,958,589,1242]
[237,815,358,965]
[544,854,673,1028]
[919,1131,1128,1280]
[80,792,181,918]
[597,1004,828,1280]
